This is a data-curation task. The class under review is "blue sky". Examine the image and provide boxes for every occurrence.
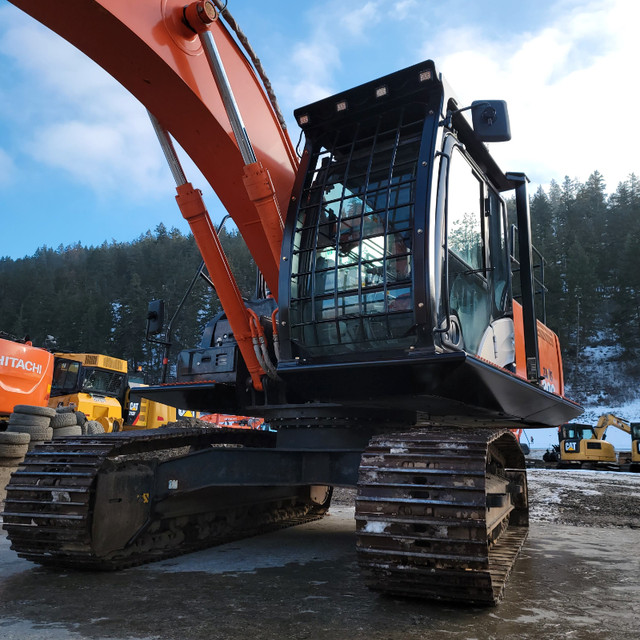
[1,0,638,262]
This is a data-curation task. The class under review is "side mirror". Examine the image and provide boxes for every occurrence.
[147,299,165,335]
[471,100,511,142]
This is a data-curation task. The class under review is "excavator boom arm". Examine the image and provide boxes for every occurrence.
[595,413,631,438]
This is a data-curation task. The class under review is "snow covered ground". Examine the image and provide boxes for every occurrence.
[527,468,640,527]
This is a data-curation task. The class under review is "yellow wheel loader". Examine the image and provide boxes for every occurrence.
[49,353,179,431]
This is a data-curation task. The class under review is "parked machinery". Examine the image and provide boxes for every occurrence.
[0,334,54,423]
[2,1,582,605]
[50,353,179,431]
[557,414,633,469]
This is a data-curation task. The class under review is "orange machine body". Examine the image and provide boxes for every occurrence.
[513,301,565,397]
[0,337,54,416]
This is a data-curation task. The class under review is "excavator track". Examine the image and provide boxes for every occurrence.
[2,427,328,570]
[355,427,528,606]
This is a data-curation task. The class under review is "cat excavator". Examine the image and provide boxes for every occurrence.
[557,413,636,469]
[2,0,582,605]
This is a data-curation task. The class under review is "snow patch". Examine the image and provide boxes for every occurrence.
[362,520,388,534]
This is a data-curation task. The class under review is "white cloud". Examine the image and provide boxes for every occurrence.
[390,0,419,21]
[340,2,383,38]
[27,117,161,193]
[0,5,171,198]
[277,1,385,114]
[419,0,640,190]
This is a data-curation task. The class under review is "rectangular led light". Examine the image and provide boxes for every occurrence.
[375,85,388,98]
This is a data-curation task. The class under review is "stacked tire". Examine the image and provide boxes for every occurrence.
[51,407,83,438]
[6,405,55,451]
[0,431,30,467]
[50,407,104,436]
[85,420,106,435]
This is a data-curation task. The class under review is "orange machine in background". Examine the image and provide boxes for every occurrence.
[0,336,54,418]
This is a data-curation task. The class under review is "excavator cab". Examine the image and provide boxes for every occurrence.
[559,423,597,452]
[280,61,509,362]
[276,60,577,427]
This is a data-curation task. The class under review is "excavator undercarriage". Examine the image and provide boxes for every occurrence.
[2,427,330,570]
[4,421,527,605]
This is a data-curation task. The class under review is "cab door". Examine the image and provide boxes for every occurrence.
[441,137,514,367]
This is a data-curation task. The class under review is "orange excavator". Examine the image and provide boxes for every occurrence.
[0,333,54,421]
[3,1,582,605]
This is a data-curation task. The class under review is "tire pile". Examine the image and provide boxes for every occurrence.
[0,405,106,467]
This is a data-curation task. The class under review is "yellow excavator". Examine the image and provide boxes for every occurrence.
[557,413,634,469]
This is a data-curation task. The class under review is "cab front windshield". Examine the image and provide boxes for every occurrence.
[289,103,424,356]
[51,359,81,396]
[81,367,126,398]
[631,424,640,440]
[561,424,596,440]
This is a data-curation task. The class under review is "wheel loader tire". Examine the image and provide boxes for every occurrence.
[27,440,45,451]
[12,405,56,418]
[74,411,87,426]
[86,421,105,435]
[0,442,29,458]
[7,424,53,441]
[9,413,51,428]
[0,431,30,445]
[53,425,83,438]
[51,413,78,428]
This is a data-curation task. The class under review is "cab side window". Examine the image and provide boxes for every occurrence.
[446,147,490,354]
[448,154,484,271]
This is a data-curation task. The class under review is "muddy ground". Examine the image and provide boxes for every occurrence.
[0,468,639,639]
[527,468,640,527]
